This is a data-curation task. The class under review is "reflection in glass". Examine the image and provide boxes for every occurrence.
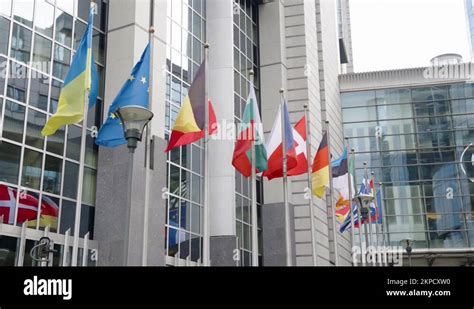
[43,155,62,195]
[0,141,21,185]
[29,72,49,110]
[13,0,34,27]
[63,161,79,199]
[0,236,18,266]
[35,0,54,38]
[66,125,81,161]
[10,24,32,63]
[80,204,94,238]
[55,9,73,47]
[25,108,46,149]
[3,100,25,143]
[60,200,76,236]
[53,44,71,80]
[0,17,10,55]
[21,149,43,190]
[50,79,62,114]
[46,126,65,156]
[32,35,52,74]
[39,195,59,232]
[82,167,96,206]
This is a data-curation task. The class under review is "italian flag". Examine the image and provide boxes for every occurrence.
[232,87,268,177]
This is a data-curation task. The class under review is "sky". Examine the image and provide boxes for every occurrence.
[350,0,471,72]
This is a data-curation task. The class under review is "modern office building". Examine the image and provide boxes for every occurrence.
[466,0,474,60]
[340,59,474,266]
[0,0,352,267]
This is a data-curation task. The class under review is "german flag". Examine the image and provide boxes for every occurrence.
[311,132,330,198]
[165,61,217,152]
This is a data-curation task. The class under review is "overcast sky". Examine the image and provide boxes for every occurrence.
[350,0,471,72]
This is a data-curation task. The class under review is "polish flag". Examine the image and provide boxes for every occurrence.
[288,115,308,177]
[262,100,297,180]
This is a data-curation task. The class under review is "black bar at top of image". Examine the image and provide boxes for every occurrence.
[0,267,473,307]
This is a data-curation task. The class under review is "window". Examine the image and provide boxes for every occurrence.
[54,9,73,47]
[43,155,62,195]
[3,100,25,143]
[0,17,9,55]
[0,141,21,185]
[10,24,32,63]
[25,108,46,149]
[35,0,54,38]
[53,44,71,80]
[12,0,34,27]
[21,149,43,190]
[29,72,49,110]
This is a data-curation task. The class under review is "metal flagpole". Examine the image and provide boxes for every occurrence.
[250,71,259,267]
[363,162,375,266]
[142,0,155,266]
[362,161,371,266]
[371,171,381,266]
[379,182,388,266]
[345,139,355,256]
[304,104,317,266]
[202,43,210,266]
[72,2,95,266]
[351,147,364,267]
[281,89,292,266]
[325,120,339,266]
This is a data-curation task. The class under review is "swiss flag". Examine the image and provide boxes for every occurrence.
[288,115,308,177]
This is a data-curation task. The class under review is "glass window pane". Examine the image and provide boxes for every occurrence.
[82,167,96,206]
[49,79,62,114]
[0,141,21,185]
[377,103,412,120]
[0,16,9,55]
[63,161,79,199]
[412,86,449,102]
[55,9,73,47]
[80,204,94,238]
[341,91,376,108]
[40,195,59,232]
[191,204,200,234]
[3,100,25,143]
[92,30,105,64]
[74,19,86,51]
[13,0,34,27]
[56,0,74,15]
[25,108,46,149]
[29,73,49,110]
[167,227,179,256]
[66,125,81,161]
[11,24,32,63]
[0,56,5,93]
[43,155,62,195]
[32,35,52,74]
[342,106,377,123]
[0,236,17,266]
[169,196,179,228]
[53,44,71,80]
[35,0,54,38]
[180,200,190,230]
[7,61,28,102]
[59,200,76,236]
[21,149,43,190]
[0,0,11,17]
[85,133,98,167]
[376,88,411,104]
[46,126,65,156]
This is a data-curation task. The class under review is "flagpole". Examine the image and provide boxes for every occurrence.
[325,120,339,266]
[280,89,292,266]
[142,0,155,267]
[250,70,259,267]
[379,182,387,266]
[202,43,210,266]
[304,104,317,266]
[354,161,365,267]
[362,161,370,266]
[371,171,381,266]
[363,162,375,266]
[71,2,95,267]
[345,138,355,259]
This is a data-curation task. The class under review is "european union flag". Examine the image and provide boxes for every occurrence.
[95,44,150,147]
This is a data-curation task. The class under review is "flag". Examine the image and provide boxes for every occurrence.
[262,100,297,180]
[311,132,330,198]
[96,44,150,147]
[339,202,358,233]
[41,7,98,136]
[165,61,217,152]
[232,86,267,177]
[359,180,377,223]
[376,190,383,224]
[0,185,58,228]
[331,149,355,202]
[287,115,308,177]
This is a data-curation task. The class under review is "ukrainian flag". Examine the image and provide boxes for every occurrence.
[41,6,98,136]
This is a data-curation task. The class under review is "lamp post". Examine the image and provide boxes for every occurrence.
[114,105,154,265]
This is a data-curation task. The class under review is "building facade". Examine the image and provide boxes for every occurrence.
[0,0,352,267]
[466,0,474,60]
[340,65,474,266]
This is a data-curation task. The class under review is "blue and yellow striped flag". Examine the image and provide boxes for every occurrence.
[41,6,98,136]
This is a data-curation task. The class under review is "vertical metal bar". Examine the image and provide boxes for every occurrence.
[16,221,27,266]
[202,43,210,266]
[379,182,388,266]
[345,139,355,259]
[363,162,375,266]
[250,71,258,266]
[62,229,70,266]
[123,148,134,265]
[325,120,338,266]
[142,0,155,267]
[281,90,292,266]
[82,232,89,266]
[304,104,317,266]
[371,171,381,265]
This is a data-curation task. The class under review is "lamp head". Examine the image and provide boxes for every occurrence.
[114,105,154,151]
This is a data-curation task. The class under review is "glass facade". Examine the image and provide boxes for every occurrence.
[164,0,206,263]
[466,0,474,58]
[342,83,474,250]
[233,0,262,266]
[0,0,106,266]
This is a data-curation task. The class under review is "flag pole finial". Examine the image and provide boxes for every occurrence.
[325,120,329,124]
[149,26,155,34]
[363,161,367,166]
[249,70,254,76]
[279,88,284,94]
[303,103,308,109]
[204,42,210,49]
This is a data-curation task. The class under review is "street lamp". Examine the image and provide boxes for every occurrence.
[114,105,154,265]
